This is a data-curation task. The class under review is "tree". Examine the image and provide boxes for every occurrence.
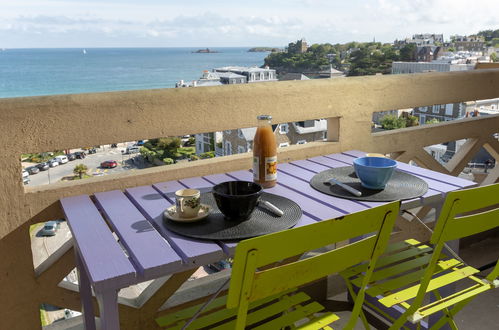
[200,151,215,159]
[73,164,88,179]
[399,44,416,61]
[380,115,407,130]
[491,53,498,62]
[426,118,440,124]
[162,158,174,165]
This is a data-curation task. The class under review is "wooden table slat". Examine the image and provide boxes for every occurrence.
[61,195,136,290]
[94,190,183,280]
[126,184,225,266]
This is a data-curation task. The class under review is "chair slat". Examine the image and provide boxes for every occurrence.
[297,313,340,330]
[250,238,376,302]
[417,284,492,319]
[251,302,326,330]
[443,208,499,242]
[379,265,479,307]
[343,241,432,279]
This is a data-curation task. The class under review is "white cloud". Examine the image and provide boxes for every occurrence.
[1,0,499,47]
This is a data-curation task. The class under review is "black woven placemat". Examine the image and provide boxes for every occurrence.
[310,166,428,202]
[163,192,302,240]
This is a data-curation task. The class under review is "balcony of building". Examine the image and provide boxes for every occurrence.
[0,68,498,329]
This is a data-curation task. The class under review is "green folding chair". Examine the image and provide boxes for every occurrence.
[343,183,499,329]
[155,201,400,329]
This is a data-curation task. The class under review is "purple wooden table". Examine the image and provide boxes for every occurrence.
[60,150,476,330]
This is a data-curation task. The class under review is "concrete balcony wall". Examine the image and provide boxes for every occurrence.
[1,69,499,329]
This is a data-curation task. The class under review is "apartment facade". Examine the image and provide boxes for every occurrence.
[221,120,327,156]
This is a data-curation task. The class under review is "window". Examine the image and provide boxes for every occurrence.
[260,72,264,80]
[279,123,289,134]
[420,114,426,124]
[432,105,440,114]
[237,129,244,139]
[297,140,307,145]
[237,146,246,154]
[279,142,289,148]
[419,106,427,112]
[225,141,232,155]
[445,104,453,116]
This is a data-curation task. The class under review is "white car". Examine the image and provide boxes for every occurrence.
[49,159,59,167]
[54,155,69,164]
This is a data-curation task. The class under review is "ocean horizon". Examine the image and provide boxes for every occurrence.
[0,47,270,99]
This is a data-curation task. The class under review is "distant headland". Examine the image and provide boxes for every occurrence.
[248,47,282,52]
[192,48,219,53]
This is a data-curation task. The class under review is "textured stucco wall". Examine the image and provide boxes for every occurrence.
[0,68,499,329]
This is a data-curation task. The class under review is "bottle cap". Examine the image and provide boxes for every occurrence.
[257,115,272,120]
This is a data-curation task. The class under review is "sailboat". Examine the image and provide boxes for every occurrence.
[82,49,87,55]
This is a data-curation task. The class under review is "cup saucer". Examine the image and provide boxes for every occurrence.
[164,204,212,223]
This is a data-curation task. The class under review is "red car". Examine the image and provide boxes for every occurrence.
[100,160,118,168]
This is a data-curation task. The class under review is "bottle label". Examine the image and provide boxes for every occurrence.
[253,156,259,180]
[265,156,277,181]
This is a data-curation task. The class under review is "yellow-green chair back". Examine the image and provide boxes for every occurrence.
[227,201,400,329]
[350,183,499,330]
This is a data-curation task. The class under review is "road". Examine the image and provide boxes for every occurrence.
[25,144,146,187]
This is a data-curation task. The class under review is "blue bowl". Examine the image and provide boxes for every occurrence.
[353,157,397,190]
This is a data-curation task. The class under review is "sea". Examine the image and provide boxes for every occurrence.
[0,48,269,98]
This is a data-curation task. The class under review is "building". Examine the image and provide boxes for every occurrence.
[391,61,475,74]
[394,34,444,47]
[451,35,486,52]
[221,120,327,156]
[415,46,442,62]
[287,38,308,54]
[279,73,310,81]
[213,66,277,83]
[464,98,499,116]
[176,67,277,155]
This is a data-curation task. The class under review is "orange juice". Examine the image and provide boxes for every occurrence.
[253,115,277,188]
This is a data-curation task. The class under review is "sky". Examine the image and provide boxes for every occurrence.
[1,0,499,48]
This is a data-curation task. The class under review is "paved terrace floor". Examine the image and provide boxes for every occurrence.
[43,230,499,330]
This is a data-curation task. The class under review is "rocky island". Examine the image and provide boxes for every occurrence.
[192,48,219,53]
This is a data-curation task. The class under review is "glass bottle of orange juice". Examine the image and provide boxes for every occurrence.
[253,115,277,188]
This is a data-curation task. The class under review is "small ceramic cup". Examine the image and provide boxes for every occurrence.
[175,189,201,218]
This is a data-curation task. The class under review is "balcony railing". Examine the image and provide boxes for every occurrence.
[1,69,498,329]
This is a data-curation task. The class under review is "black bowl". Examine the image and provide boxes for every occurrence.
[212,181,262,221]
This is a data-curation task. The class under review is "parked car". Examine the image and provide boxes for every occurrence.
[136,140,145,146]
[36,162,50,171]
[87,148,97,154]
[54,155,69,164]
[67,153,76,161]
[111,143,118,148]
[40,220,58,236]
[26,166,40,175]
[126,146,141,154]
[74,151,86,159]
[100,160,118,168]
[49,159,59,167]
[22,170,30,185]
